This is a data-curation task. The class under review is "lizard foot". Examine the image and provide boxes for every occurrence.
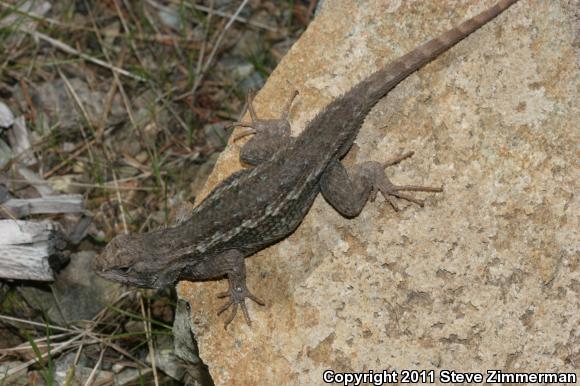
[229,89,299,142]
[216,284,265,329]
[364,151,443,211]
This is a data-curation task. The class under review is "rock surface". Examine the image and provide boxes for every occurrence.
[177,1,578,384]
[19,251,123,324]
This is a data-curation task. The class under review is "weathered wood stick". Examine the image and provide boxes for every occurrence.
[1,194,84,218]
[0,220,57,281]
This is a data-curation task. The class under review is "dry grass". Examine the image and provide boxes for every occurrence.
[0,0,313,384]
[0,290,174,384]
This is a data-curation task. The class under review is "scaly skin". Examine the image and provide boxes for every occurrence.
[93,0,521,328]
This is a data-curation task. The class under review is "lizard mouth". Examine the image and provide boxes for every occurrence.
[92,234,134,271]
[91,251,107,273]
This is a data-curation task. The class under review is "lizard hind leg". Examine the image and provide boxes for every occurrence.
[369,151,443,211]
[231,89,299,165]
[320,152,442,217]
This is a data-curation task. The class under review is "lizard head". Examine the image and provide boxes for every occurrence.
[92,233,178,289]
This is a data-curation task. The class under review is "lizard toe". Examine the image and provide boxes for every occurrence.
[370,163,442,208]
[222,303,239,330]
[216,284,264,328]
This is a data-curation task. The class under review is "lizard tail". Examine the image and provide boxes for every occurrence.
[361,0,520,101]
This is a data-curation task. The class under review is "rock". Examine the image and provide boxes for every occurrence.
[156,5,183,31]
[0,0,51,47]
[0,183,9,204]
[173,300,213,385]
[52,250,123,322]
[176,1,577,384]
[113,367,146,385]
[219,57,265,94]
[19,251,123,324]
[13,78,125,132]
[204,123,230,150]
[0,139,12,169]
[148,335,191,382]
[7,116,36,166]
[53,352,113,385]
[0,101,14,128]
[173,301,200,364]
[0,361,28,386]
[53,350,145,385]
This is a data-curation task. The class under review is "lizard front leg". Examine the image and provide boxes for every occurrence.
[231,90,299,165]
[320,152,442,217]
[214,250,265,329]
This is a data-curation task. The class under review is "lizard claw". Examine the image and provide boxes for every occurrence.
[231,125,257,142]
[382,151,415,168]
[364,152,443,210]
[230,89,298,144]
[376,174,442,210]
[216,284,265,329]
[217,300,239,328]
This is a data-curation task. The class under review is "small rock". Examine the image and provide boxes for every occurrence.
[173,300,202,366]
[114,368,145,385]
[232,62,256,79]
[148,335,186,381]
[8,117,36,166]
[18,251,123,324]
[204,123,230,149]
[0,139,12,169]
[240,71,266,95]
[13,78,125,132]
[0,184,10,204]
[48,174,84,194]
[135,150,149,164]
[157,6,183,30]
[151,298,174,323]
[0,101,14,128]
[72,160,85,174]
[172,300,213,384]
[0,361,28,386]
[124,320,146,335]
[53,352,113,385]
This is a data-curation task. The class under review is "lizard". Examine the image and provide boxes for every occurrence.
[93,0,521,328]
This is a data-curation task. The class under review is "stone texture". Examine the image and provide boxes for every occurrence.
[19,251,123,324]
[177,1,578,384]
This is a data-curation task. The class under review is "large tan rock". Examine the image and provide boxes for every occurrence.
[177,1,578,384]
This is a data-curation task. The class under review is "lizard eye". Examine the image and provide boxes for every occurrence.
[118,266,133,275]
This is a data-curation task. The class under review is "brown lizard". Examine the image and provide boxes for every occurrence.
[93,0,521,328]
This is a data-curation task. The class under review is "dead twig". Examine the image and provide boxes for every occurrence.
[165,0,276,32]
[139,293,159,386]
[25,30,145,81]
[190,0,251,103]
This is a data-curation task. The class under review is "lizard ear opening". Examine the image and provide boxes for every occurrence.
[153,268,180,289]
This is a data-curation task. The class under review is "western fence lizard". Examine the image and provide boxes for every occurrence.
[93,0,521,328]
